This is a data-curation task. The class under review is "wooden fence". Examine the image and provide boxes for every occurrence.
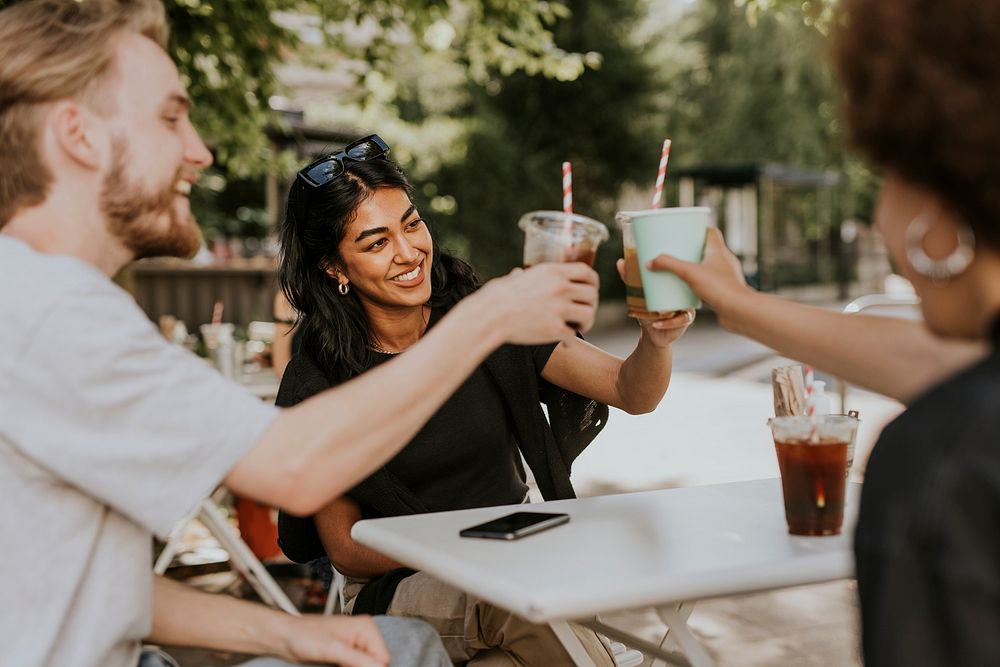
[128,260,278,330]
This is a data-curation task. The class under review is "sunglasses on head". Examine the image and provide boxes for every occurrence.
[297,134,391,188]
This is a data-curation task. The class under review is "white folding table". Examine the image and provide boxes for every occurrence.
[353,478,861,667]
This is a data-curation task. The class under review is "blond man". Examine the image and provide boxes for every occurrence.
[0,2,600,666]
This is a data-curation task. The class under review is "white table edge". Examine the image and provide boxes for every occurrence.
[352,479,860,623]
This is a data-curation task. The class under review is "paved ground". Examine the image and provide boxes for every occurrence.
[168,303,904,667]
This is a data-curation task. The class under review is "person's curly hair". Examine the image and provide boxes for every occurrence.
[833,0,1000,249]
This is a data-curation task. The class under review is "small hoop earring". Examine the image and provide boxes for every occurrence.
[905,212,975,284]
[338,282,350,296]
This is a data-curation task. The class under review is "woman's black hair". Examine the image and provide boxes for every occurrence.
[278,153,480,378]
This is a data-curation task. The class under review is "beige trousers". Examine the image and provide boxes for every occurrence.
[344,572,615,666]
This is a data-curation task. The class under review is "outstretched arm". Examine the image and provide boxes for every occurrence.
[227,263,600,516]
[649,228,985,403]
[540,259,693,414]
[150,576,389,667]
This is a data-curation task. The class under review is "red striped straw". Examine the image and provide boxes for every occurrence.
[803,365,815,417]
[211,300,224,326]
[803,365,819,442]
[562,161,573,214]
[651,139,672,208]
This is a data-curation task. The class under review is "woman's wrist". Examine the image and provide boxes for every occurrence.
[636,324,674,351]
[714,286,763,335]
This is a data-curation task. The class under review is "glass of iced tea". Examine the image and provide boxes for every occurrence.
[518,210,609,268]
[768,415,858,536]
[619,218,673,320]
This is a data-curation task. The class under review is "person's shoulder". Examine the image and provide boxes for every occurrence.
[900,352,1000,434]
[276,351,333,407]
[930,354,1000,467]
[0,237,110,302]
[0,237,134,343]
[870,353,1000,507]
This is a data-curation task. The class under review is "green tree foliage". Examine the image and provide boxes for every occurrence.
[656,0,876,220]
[427,0,659,282]
[166,0,297,177]
[659,0,839,168]
[168,0,595,177]
[738,0,835,30]
[313,0,599,84]
[0,0,592,177]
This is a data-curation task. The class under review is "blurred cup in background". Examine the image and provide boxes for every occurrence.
[200,323,240,380]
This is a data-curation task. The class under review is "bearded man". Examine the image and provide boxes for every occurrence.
[0,2,599,666]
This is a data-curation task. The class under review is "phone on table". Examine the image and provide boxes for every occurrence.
[459,511,570,540]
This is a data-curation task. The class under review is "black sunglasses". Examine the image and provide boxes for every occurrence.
[297,134,390,188]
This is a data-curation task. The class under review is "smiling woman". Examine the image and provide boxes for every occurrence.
[334,188,434,319]
[278,139,481,377]
[274,134,692,665]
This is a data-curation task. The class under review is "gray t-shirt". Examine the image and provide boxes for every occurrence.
[0,236,279,667]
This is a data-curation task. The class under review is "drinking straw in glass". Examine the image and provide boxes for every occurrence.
[651,139,672,208]
[562,161,573,214]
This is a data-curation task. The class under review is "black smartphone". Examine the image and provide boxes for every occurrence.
[459,511,570,540]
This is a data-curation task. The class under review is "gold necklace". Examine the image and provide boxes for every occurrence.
[370,340,401,355]
[371,309,427,355]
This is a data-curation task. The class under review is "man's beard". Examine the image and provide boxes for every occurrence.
[100,139,202,260]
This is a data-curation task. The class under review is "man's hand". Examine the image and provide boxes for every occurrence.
[283,614,390,667]
[647,227,750,317]
[150,577,390,667]
[472,261,600,342]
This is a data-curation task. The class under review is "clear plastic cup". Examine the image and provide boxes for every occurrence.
[200,323,238,380]
[619,219,673,319]
[768,415,858,536]
[518,210,609,268]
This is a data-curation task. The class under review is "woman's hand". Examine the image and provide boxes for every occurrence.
[616,258,694,348]
[640,308,695,347]
[647,227,751,323]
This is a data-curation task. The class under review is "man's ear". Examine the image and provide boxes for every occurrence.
[47,101,104,171]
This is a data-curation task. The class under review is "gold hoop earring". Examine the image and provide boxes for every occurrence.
[904,212,975,284]
[338,282,350,296]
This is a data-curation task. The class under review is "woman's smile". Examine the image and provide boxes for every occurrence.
[390,260,425,286]
[337,187,435,308]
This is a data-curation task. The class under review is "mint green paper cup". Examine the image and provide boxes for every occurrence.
[626,207,710,311]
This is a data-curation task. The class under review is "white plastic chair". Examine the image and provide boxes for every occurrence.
[609,641,644,666]
[154,491,300,616]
